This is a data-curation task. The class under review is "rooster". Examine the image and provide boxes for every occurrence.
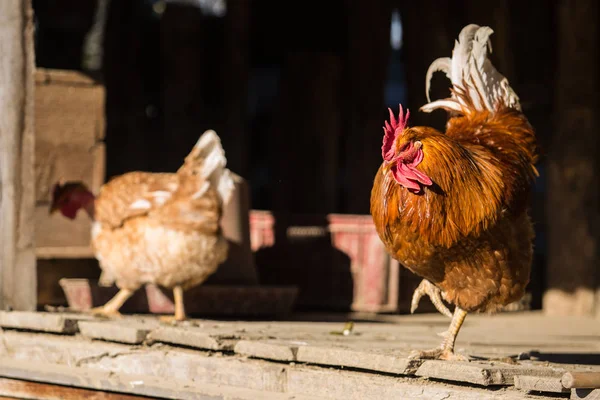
[50,130,235,321]
[370,24,537,360]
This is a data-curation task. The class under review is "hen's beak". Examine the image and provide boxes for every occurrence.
[49,204,58,215]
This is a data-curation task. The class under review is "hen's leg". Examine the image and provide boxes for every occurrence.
[89,289,134,318]
[408,306,469,361]
[160,286,187,323]
[411,279,453,318]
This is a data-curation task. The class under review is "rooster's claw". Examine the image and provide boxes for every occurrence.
[408,347,469,361]
[411,279,453,318]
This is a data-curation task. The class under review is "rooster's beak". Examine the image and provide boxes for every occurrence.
[382,160,397,175]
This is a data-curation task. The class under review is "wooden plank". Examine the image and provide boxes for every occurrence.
[0,311,91,334]
[36,246,95,259]
[34,74,105,148]
[0,0,37,311]
[514,375,568,393]
[0,376,152,400]
[34,67,106,255]
[147,325,240,351]
[234,340,300,362]
[296,345,422,376]
[415,360,566,387]
[287,368,541,400]
[0,358,307,400]
[563,372,600,389]
[78,320,159,344]
[35,68,99,86]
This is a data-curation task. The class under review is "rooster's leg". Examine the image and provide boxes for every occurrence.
[160,286,187,323]
[89,288,134,318]
[410,279,453,318]
[408,306,469,361]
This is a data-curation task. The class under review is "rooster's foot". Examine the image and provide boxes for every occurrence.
[408,347,469,361]
[88,306,123,319]
[411,279,453,318]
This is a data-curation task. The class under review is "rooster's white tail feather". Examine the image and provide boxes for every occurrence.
[421,24,520,115]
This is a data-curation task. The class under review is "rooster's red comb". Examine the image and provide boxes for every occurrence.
[382,105,410,161]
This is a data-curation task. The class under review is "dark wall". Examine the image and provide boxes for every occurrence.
[34,0,586,311]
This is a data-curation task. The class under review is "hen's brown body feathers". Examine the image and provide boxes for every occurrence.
[92,170,227,292]
[371,105,536,313]
[48,130,239,320]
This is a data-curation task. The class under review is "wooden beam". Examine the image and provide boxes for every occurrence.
[545,0,600,316]
[0,376,155,399]
[0,0,36,311]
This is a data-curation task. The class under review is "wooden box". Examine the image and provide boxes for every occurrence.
[34,68,105,259]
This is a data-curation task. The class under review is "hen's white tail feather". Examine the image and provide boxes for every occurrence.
[421,24,520,115]
[186,129,235,206]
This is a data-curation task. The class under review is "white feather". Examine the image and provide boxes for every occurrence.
[130,199,152,210]
[421,24,520,116]
[186,129,235,206]
[192,181,210,200]
[148,190,173,205]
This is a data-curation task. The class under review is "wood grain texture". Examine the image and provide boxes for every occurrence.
[0,377,150,400]
[0,0,36,311]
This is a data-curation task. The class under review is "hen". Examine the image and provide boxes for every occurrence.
[50,130,235,321]
[370,24,537,360]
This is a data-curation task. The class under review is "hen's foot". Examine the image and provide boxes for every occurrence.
[408,347,469,361]
[160,286,187,324]
[86,288,133,319]
[88,307,123,319]
[411,279,453,318]
[159,314,186,324]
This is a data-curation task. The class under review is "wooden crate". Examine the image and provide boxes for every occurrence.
[34,68,105,259]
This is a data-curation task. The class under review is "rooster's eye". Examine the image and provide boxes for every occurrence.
[397,142,410,153]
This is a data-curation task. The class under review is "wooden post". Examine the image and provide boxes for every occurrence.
[0,0,36,311]
[545,0,600,316]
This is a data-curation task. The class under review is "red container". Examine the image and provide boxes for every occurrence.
[327,214,400,313]
[248,210,275,252]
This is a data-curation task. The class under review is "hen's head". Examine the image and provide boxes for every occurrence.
[50,180,95,220]
[381,105,432,193]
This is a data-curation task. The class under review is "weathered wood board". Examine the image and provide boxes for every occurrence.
[0,310,599,398]
[34,68,106,257]
[0,0,37,312]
